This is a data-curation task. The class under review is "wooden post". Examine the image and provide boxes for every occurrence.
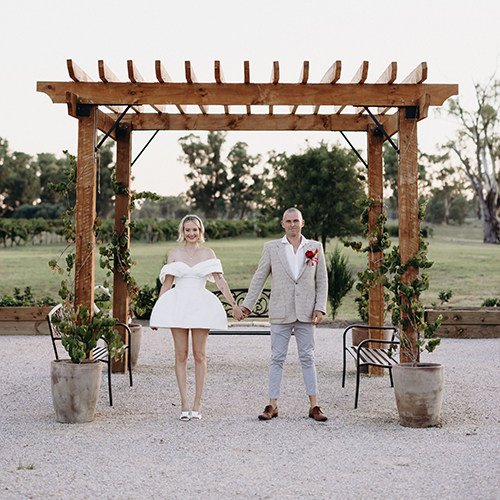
[112,124,132,373]
[397,108,420,363]
[367,126,385,376]
[75,106,97,341]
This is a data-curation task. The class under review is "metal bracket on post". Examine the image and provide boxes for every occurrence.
[339,131,368,169]
[364,107,400,154]
[95,105,132,152]
[76,103,92,118]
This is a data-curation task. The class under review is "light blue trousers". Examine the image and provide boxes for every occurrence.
[269,321,318,399]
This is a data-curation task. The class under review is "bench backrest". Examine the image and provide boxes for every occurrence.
[212,288,271,319]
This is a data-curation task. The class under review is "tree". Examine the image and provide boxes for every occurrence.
[383,142,427,219]
[35,152,73,206]
[179,132,267,219]
[227,141,267,219]
[133,195,190,220]
[421,152,466,225]
[444,79,500,243]
[95,141,117,219]
[266,142,365,248]
[0,138,40,217]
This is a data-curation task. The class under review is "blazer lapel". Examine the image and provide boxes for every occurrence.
[276,241,295,281]
[296,241,312,280]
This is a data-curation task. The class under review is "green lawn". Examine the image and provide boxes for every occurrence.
[1,218,498,321]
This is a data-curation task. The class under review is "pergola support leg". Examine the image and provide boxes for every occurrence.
[75,105,97,340]
[397,109,419,364]
[112,124,132,373]
[367,125,385,376]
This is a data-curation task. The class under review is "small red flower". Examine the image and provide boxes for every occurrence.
[305,248,319,266]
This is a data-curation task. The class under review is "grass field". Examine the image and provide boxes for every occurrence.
[0,219,498,320]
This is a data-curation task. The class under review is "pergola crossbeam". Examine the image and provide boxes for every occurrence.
[185,61,208,115]
[334,61,369,115]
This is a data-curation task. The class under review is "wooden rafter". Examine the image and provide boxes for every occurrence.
[290,61,309,114]
[98,60,143,113]
[214,60,230,115]
[128,60,165,114]
[155,61,186,114]
[334,61,369,115]
[185,61,208,114]
[313,60,341,115]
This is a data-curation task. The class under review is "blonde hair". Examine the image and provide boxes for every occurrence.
[177,214,205,243]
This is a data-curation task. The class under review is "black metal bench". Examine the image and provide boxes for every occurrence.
[210,288,271,335]
[47,304,133,406]
[342,324,399,409]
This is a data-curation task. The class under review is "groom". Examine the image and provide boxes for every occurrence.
[241,208,328,421]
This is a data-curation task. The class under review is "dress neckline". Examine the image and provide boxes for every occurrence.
[170,258,219,269]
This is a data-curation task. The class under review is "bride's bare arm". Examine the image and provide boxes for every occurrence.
[213,273,245,320]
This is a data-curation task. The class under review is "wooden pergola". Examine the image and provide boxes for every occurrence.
[38,59,458,372]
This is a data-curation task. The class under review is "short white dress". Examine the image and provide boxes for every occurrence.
[149,258,228,330]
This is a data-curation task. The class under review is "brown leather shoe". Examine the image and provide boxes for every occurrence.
[258,405,278,420]
[309,406,328,421]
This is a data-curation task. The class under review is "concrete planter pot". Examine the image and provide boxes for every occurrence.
[50,359,102,423]
[393,363,444,428]
[129,323,142,370]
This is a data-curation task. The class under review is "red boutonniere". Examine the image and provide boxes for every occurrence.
[305,249,319,266]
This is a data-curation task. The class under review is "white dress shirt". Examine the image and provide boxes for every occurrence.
[281,234,307,280]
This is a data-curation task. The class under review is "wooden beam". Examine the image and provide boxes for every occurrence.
[155,60,186,114]
[67,59,93,83]
[66,91,78,118]
[112,124,132,374]
[98,60,143,113]
[313,60,342,114]
[128,60,165,114]
[402,62,428,84]
[214,60,230,115]
[74,106,97,327]
[185,61,208,114]
[374,61,398,115]
[36,81,459,108]
[290,61,309,114]
[117,112,372,132]
[244,61,251,114]
[334,61,369,114]
[269,61,280,115]
[367,126,385,377]
[96,108,118,140]
[397,109,420,364]
[67,59,123,115]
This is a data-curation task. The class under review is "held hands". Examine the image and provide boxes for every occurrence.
[232,304,246,321]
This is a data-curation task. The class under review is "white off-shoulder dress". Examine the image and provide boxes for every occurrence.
[149,258,228,330]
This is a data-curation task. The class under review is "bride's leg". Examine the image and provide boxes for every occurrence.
[171,328,190,411]
[191,328,210,412]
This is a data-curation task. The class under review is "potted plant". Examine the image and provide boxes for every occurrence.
[347,198,444,427]
[380,203,443,428]
[47,152,125,423]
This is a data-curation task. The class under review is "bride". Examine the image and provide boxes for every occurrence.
[150,214,244,421]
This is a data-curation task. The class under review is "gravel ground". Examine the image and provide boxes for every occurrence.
[1,327,499,500]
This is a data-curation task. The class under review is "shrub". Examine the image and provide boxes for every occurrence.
[326,245,355,320]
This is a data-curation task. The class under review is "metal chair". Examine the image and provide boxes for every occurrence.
[47,304,133,406]
[342,324,399,408]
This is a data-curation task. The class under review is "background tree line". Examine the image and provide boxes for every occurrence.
[1,76,499,244]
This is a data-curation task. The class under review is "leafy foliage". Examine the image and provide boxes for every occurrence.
[265,142,365,248]
[346,198,442,363]
[326,246,355,319]
[0,287,56,307]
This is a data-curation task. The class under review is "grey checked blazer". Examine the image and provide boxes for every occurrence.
[242,238,328,324]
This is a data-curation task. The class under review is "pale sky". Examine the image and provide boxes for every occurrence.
[1,0,499,196]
